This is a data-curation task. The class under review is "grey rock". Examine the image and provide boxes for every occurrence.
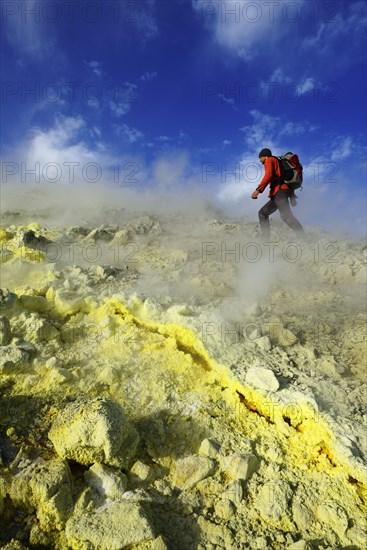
[255,481,293,522]
[95,265,117,279]
[0,289,17,310]
[10,459,73,531]
[111,228,134,244]
[254,536,268,549]
[85,227,114,242]
[65,500,155,549]
[85,463,127,500]
[175,455,216,490]
[214,498,235,520]
[287,541,312,550]
[220,453,259,481]
[20,314,59,343]
[315,501,349,538]
[128,216,161,235]
[67,226,91,236]
[48,397,139,468]
[247,327,262,340]
[19,295,52,313]
[346,525,367,547]
[265,322,299,347]
[129,460,155,484]
[1,541,29,550]
[22,229,51,250]
[245,366,280,392]
[0,345,29,373]
[256,336,272,351]
[224,480,243,503]
[198,438,221,458]
[0,316,11,346]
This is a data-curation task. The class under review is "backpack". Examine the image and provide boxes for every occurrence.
[276,152,303,190]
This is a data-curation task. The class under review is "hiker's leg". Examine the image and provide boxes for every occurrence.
[258,198,278,239]
[275,190,305,235]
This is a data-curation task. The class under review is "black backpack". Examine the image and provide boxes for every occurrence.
[276,152,303,191]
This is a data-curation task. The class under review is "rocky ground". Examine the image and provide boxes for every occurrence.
[0,207,366,549]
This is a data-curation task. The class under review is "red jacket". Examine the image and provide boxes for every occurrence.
[256,156,290,198]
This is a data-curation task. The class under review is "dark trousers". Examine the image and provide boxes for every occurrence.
[258,189,305,239]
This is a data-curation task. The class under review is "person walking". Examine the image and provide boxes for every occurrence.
[251,148,305,240]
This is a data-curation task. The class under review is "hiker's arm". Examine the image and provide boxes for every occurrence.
[256,158,277,193]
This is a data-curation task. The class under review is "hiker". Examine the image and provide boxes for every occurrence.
[251,148,305,240]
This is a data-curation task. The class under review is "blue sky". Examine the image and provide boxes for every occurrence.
[1,0,366,234]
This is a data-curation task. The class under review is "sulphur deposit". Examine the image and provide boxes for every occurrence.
[0,207,366,550]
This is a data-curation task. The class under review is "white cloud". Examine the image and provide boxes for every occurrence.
[132,0,158,40]
[3,0,61,64]
[279,121,318,137]
[218,93,235,105]
[113,123,144,144]
[13,115,115,184]
[303,1,367,51]
[297,78,316,95]
[239,110,317,149]
[157,135,172,142]
[91,126,102,138]
[302,22,325,50]
[141,71,158,81]
[109,100,130,117]
[109,83,138,117]
[268,68,292,85]
[265,69,316,97]
[192,0,305,59]
[239,110,279,151]
[113,0,158,41]
[218,93,240,111]
[331,136,354,161]
[85,60,103,77]
[222,140,231,148]
[154,132,189,148]
[302,135,366,182]
[301,1,367,71]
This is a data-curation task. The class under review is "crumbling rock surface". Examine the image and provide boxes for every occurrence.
[9,458,73,531]
[0,215,366,549]
[65,500,156,550]
[48,397,139,468]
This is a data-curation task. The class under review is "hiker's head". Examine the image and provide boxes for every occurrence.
[259,148,272,164]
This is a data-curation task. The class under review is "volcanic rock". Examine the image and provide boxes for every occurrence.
[48,397,139,468]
